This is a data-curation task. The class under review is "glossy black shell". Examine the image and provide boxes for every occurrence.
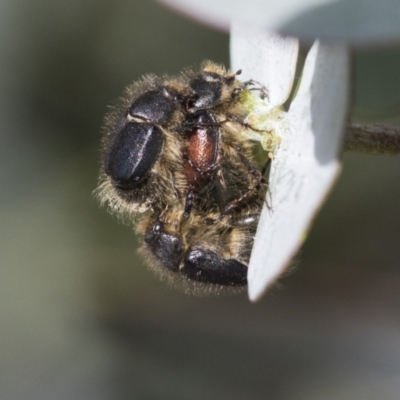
[144,219,248,287]
[129,86,180,125]
[105,122,164,189]
[187,72,234,113]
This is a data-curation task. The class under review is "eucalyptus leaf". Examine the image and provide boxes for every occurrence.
[230,27,350,300]
[159,0,400,46]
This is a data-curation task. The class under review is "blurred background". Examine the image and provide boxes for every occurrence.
[1,1,400,399]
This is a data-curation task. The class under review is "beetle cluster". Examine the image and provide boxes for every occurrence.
[97,61,268,293]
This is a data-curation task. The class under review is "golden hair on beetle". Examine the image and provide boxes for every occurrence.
[97,61,269,293]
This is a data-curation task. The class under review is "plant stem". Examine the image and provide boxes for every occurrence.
[343,123,400,155]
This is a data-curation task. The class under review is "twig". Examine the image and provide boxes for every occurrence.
[343,123,400,155]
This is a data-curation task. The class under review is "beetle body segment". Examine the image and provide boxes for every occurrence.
[129,86,181,125]
[105,122,164,189]
[183,111,220,186]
